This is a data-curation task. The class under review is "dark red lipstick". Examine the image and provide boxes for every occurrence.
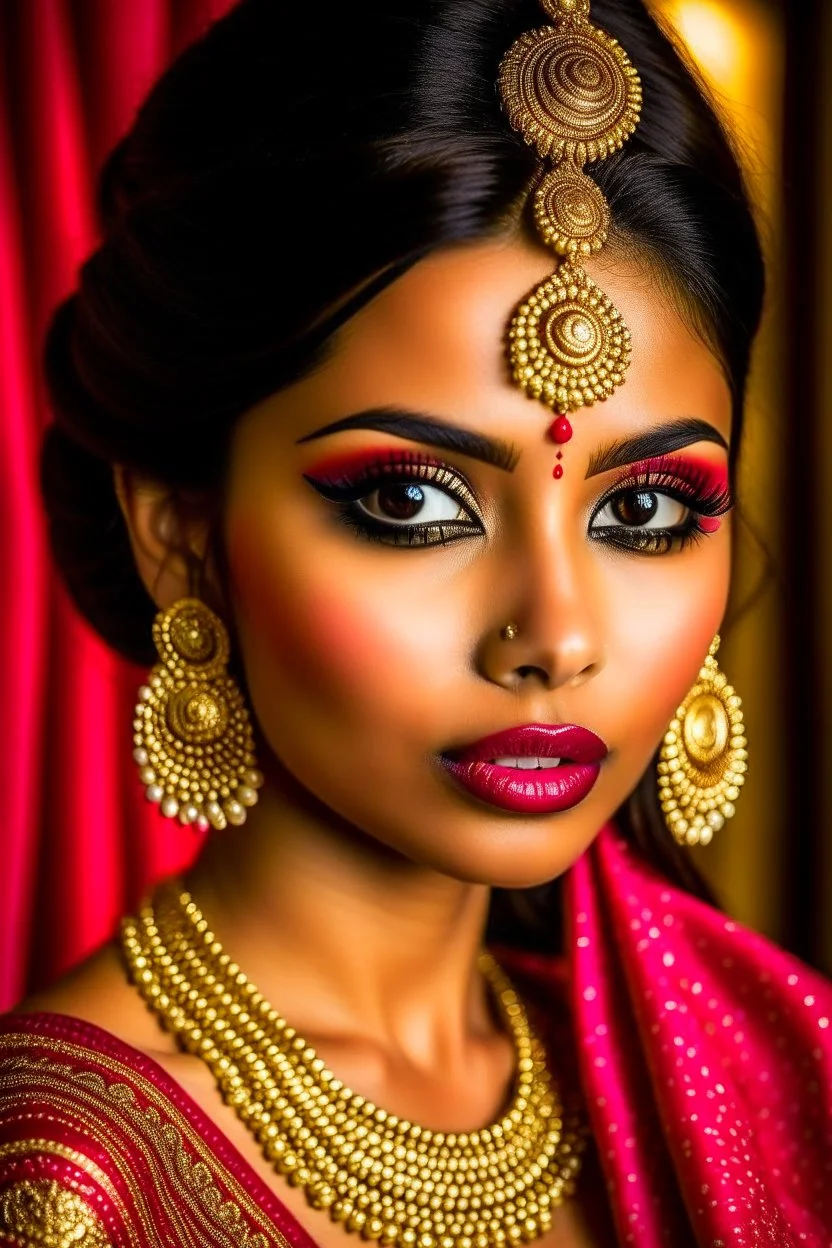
[439,723,608,815]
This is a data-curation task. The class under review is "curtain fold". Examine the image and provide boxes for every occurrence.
[0,0,234,1010]
[0,44,48,1010]
[0,0,815,1010]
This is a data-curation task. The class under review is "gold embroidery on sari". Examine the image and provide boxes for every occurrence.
[0,1037,291,1248]
[0,1138,124,1205]
[0,1177,110,1246]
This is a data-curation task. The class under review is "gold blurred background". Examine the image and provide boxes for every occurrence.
[650,1,830,973]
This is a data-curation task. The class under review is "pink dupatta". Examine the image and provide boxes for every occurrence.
[567,823,832,1245]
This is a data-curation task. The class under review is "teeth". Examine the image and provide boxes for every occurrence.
[491,756,562,769]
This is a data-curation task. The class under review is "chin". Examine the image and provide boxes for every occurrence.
[408,826,597,892]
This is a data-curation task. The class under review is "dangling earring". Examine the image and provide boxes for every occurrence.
[657,634,748,846]
[132,598,263,832]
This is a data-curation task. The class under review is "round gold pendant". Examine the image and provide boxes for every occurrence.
[152,597,229,680]
[507,264,631,412]
[498,21,642,164]
[534,161,610,256]
[658,647,748,846]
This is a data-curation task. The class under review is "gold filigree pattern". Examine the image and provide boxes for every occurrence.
[0,1178,110,1246]
[0,1139,123,1209]
[507,264,630,410]
[165,683,230,744]
[133,597,264,831]
[539,0,591,19]
[498,24,641,164]
[657,636,749,846]
[0,1038,289,1248]
[533,162,610,255]
[497,0,642,416]
[155,598,229,680]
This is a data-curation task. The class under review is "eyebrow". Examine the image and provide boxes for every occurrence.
[585,418,729,478]
[296,407,519,472]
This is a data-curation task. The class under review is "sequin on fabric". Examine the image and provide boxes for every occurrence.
[566,824,832,1246]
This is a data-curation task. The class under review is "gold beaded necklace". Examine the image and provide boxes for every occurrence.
[121,881,587,1248]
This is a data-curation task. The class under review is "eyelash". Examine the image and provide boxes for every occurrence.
[303,450,733,553]
[589,455,733,555]
[303,450,484,547]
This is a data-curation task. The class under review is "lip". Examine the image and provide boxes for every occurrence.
[439,723,608,815]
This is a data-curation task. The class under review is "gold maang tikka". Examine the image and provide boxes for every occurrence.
[498,0,642,450]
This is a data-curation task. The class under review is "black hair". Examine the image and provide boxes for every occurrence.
[39,0,765,946]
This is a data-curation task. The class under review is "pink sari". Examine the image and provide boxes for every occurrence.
[1,823,831,1246]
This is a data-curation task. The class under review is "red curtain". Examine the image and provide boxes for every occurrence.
[0,0,235,1011]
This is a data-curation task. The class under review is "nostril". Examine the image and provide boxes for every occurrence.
[514,664,554,687]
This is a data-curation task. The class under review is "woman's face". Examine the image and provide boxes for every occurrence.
[222,238,733,888]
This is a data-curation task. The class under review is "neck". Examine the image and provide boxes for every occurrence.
[183,767,497,1069]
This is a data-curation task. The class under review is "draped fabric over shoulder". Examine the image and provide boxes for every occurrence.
[1,824,831,1247]
[0,1012,316,1248]
[568,825,832,1245]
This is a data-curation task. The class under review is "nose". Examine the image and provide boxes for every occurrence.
[476,525,606,693]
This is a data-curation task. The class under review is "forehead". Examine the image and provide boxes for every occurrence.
[257,237,732,446]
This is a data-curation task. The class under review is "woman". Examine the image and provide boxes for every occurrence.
[1,0,830,1244]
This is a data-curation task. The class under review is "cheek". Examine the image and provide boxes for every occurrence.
[224,514,451,724]
[610,539,731,746]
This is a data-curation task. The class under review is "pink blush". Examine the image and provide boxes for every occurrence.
[227,517,424,708]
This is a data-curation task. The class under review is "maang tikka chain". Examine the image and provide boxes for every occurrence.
[498,0,642,477]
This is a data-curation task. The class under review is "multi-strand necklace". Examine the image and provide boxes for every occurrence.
[121,881,587,1248]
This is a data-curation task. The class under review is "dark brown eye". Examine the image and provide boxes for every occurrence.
[613,489,659,525]
[375,483,426,520]
[356,480,469,527]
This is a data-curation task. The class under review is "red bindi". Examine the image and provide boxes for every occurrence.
[549,416,573,444]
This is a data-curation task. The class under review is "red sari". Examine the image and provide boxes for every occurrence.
[0,1008,318,1247]
[2,824,832,1246]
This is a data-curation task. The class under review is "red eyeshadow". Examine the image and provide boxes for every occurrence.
[303,447,446,480]
[617,454,729,495]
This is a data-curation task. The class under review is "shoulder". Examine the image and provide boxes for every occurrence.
[10,940,176,1059]
[1,946,255,1247]
[0,1008,279,1247]
[0,1005,156,1246]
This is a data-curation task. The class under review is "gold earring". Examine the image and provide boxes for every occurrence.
[657,634,748,846]
[132,598,263,831]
